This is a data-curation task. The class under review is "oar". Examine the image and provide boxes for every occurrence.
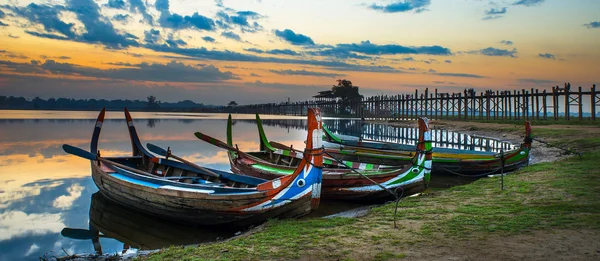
[194,132,273,162]
[146,143,220,178]
[194,132,239,152]
[62,144,154,177]
[61,228,107,240]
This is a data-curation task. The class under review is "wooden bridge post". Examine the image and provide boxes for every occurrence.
[565,83,570,120]
[458,93,462,120]
[542,90,548,120]
[522,89,528,121]
[535,89,540,120]
[435,89,439,120]
[486,91,491,120]
[578,86,583,120]
[424,88,429,118]
[514,90,519,120]
[463,89,469,120]
[552,86,558,120]
[592,84,596,121]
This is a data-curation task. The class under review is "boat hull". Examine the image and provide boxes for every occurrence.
[91,161,313,226]
[229,153,427,201]
[324,146,530,176]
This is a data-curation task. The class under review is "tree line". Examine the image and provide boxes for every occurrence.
[0,95,222,112]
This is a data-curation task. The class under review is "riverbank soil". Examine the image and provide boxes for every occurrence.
[140,120,600,261]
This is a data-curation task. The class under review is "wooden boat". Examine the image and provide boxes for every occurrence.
[62,108,323,226]
[255,114,531,176]
[61,192,235,254]
[195,115,433,201]
[319,121,532,176]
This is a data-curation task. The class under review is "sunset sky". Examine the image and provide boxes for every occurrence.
[0,0,598,105]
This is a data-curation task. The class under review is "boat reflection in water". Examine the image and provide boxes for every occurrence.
[61,192,238,254]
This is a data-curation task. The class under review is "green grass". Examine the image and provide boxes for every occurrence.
[138,124,600,261]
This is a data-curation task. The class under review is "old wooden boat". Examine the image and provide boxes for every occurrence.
[62,108,323,226]
[257,114,532,176]
[323,123,532,176]
[195,115,432,201]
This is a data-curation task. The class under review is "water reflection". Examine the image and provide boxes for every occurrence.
[0,111,517,260]
[61,192,237,254]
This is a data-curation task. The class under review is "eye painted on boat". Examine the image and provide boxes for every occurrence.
[297,179,306,187]
[520,151,526,155]
[412,168,420,173]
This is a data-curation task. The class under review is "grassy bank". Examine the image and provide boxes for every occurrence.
[139,123,600,261]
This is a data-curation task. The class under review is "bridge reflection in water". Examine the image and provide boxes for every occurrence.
[245,118,516,153]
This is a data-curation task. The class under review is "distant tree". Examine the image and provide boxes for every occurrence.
[331,79,363,102]
[147,95,160,109]
[227,101,238,106]
[331,79,363,115]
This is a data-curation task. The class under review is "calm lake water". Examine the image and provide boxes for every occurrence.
[0,110,516,260]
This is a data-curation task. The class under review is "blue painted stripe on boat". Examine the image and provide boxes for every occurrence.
[110,173,161,188]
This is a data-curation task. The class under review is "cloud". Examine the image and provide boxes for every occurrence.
[433,72,489,78]
[483,7,507,20]
[106,0,126,9]
[367,0,430,13]
[24,244,40,257]
[444,60,452,63]
[11,4,76,38]
[66,0,139,49]
[269,69,346,77]
[144,29,161,44]
[14,1,137,48]
[500,40,514,45]
[129,0,154,25]
[518,78,556,84]
[306,48,371,60]
[216,10,263,32]
[513,0,545,7]
[485,7,507,15]
[245,48,300,56]
[2,59,237,82]
[113,14,130,22]
[538,53,556,59]
[165,36,186,47]
[327,40,452,56]
[274,29,315,45]
[0,21,7,26]
[202,36,216,42]
[0,211,65,241]
[40,55,71,60]
[584,21,600,29]
[0,50,27,59]
[52,183,84,209]
[468,47,518,58]
[156,0,215,31]
[143,44,404,73]
[221,31,242,41]
[25,31,70,40]
[250,73,261,77]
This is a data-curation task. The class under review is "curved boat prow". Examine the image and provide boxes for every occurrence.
[227,114,233,147]
[124,108,154,157]
[90,108,106,154]
[417,117,433,184]
[255,114,276,152]
[322,124,342,143]
[247,108,323,212]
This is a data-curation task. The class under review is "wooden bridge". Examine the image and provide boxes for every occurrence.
[229,83,599,121]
